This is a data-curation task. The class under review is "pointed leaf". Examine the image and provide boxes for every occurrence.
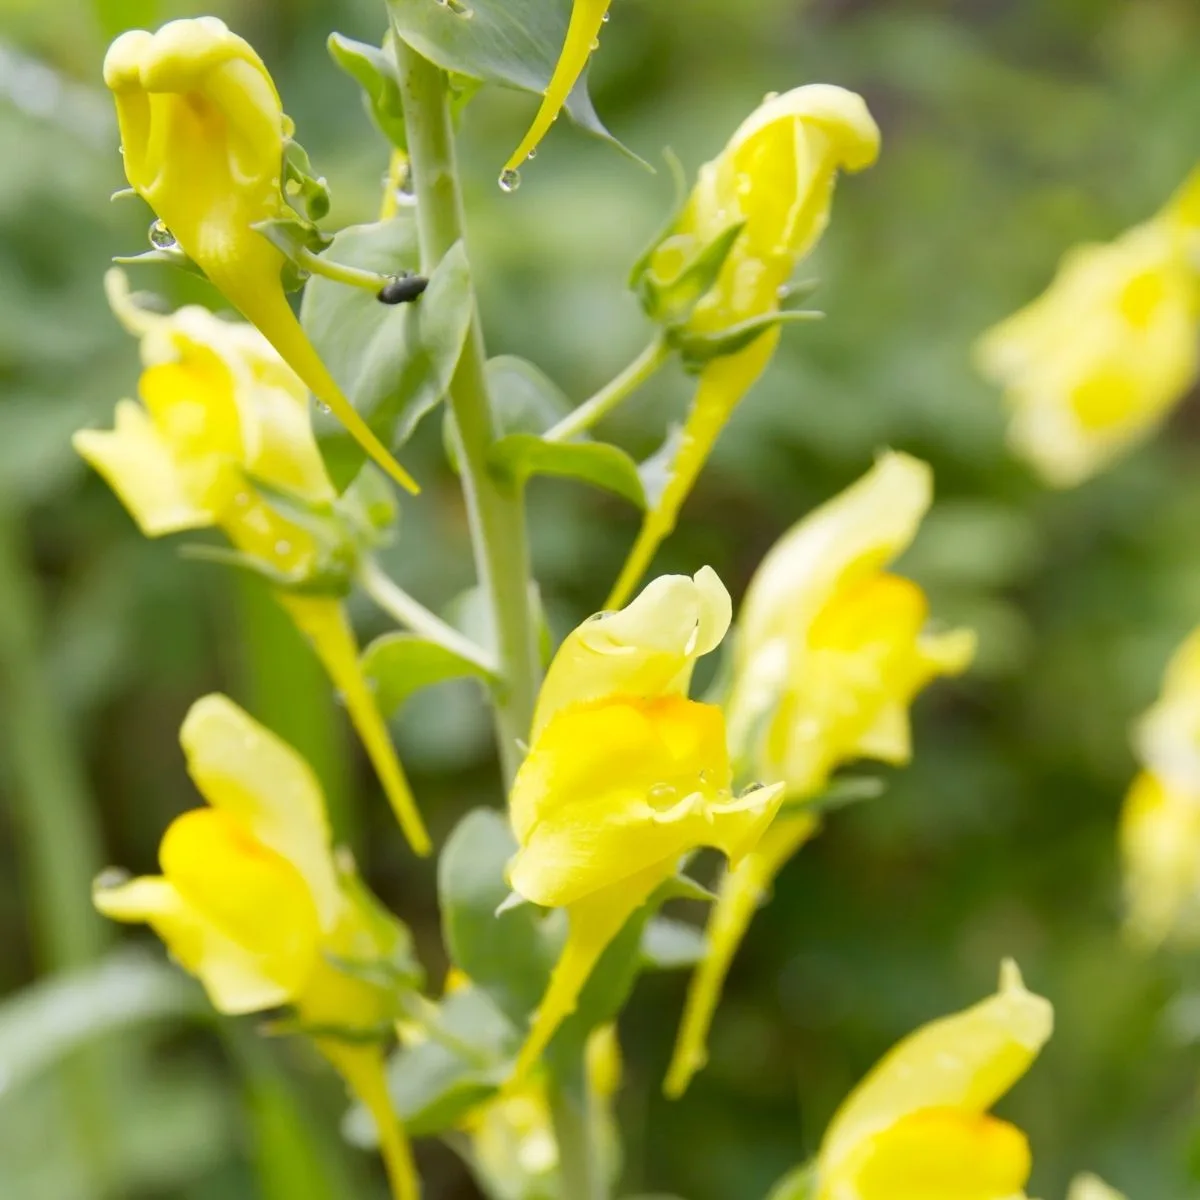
[361,632,497,718]
[301,221,472,488]
[489,434,646,508]
[327,33,407,148]
[385,0,630,158]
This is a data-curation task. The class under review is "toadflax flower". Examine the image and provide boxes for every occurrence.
[1121,623,1200,946]
[103,16,417,492]
[95,695,421,1200]
[808,960,1052,1200]
[75,271,430,855]
[506,567,784,1080]
[976,167,1200,488]
[609,85,881,608]
[666,452,975,1097]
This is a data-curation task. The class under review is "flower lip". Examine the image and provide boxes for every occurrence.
[104,18,270,95]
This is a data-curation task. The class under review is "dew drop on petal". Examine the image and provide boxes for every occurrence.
[148,219,176,250]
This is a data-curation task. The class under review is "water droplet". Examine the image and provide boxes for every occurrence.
[699,768,713,785]
[585,609,616,622]
[526,147,537,161]
[648,782,678,809]
[776,284,790,300]
[148,219,176,250]
[601,8,610,19]
[274,539,292,556]
[738,781,766,797]
[590,37,599,50]
[498,168,521,193]
[317,402,332,415]
[94,867,131,891]
[234,491,250,508]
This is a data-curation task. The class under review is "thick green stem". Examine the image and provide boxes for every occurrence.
[544,336,670,443]
[547,1068,606,1200]
[395,38,541,785]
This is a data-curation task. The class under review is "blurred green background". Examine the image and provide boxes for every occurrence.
[3,0,1200,1196]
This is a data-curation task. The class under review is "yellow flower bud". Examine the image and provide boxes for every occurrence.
[75,274,429,855]
[504,0,612,175]
[976,168,1200,488]
[1068,1174,1127,1200]
[507,569,784,1080]
[610,86,880,608]
[94,695,419,1200]
[104,18,417,492]
[666,453,975,1097]
[814,960,1052,1200]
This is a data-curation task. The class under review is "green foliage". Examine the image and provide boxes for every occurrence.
[362,631,498,716]
[302,220,473,487]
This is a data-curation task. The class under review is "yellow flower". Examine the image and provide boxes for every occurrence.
[727,451,975,795]
[1119,622,1200,947]
[507,568,784,1080]
[75,272,430,855]
[503,0,612,176]
[464,1024,622,1200]
[1068,1175,1127,1200]
[94,694,420,1200]
[812,960,1052,1200]
[609,86,880,608]
[103,17,417,492]
[976,167,1200,488]
[665,453,974,1097]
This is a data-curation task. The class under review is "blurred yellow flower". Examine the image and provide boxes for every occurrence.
[812,960,1052,1200]
[104,17,417,491]
[504,0,612,177]
[610,85,881,608]
[94,694,419,1200]
[976,167,1200,488]
[666,453,975,1097]
[1068,1174,1127,1200]
[75,272,430,855]
[507,568,784,1080]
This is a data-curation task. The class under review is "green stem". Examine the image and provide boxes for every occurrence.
[544,336,670,443]
[0,500,118,1196]
[296,246,395,293]
[394,37,541,785]
[359,558,499,676]
[547,1067,606,1200]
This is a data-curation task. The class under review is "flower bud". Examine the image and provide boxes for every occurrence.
[611,86,880,607]
[104,18,417,491]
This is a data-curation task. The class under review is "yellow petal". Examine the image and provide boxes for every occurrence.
[503,0,612,173]
[1120,770,1200,948]
[835,1106,1031,1200]
[281,596,430,856]
[180,694,341,927]
[73,400,217,536]
[739,453,932,655]
[535,566,731,736]
[1067,1173,1127,1200]
[818,960,1052,1183]
[93,873,292,1013]
[665,812,819,1098]
[510,696,781,907]
[159,807,321,1003]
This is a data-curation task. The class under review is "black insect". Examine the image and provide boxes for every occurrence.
[377,274,429,305]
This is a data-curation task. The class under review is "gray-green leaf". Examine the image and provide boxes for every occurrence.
[490,433,647,508]
[301,220,472,488]
[361,632,497,718]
